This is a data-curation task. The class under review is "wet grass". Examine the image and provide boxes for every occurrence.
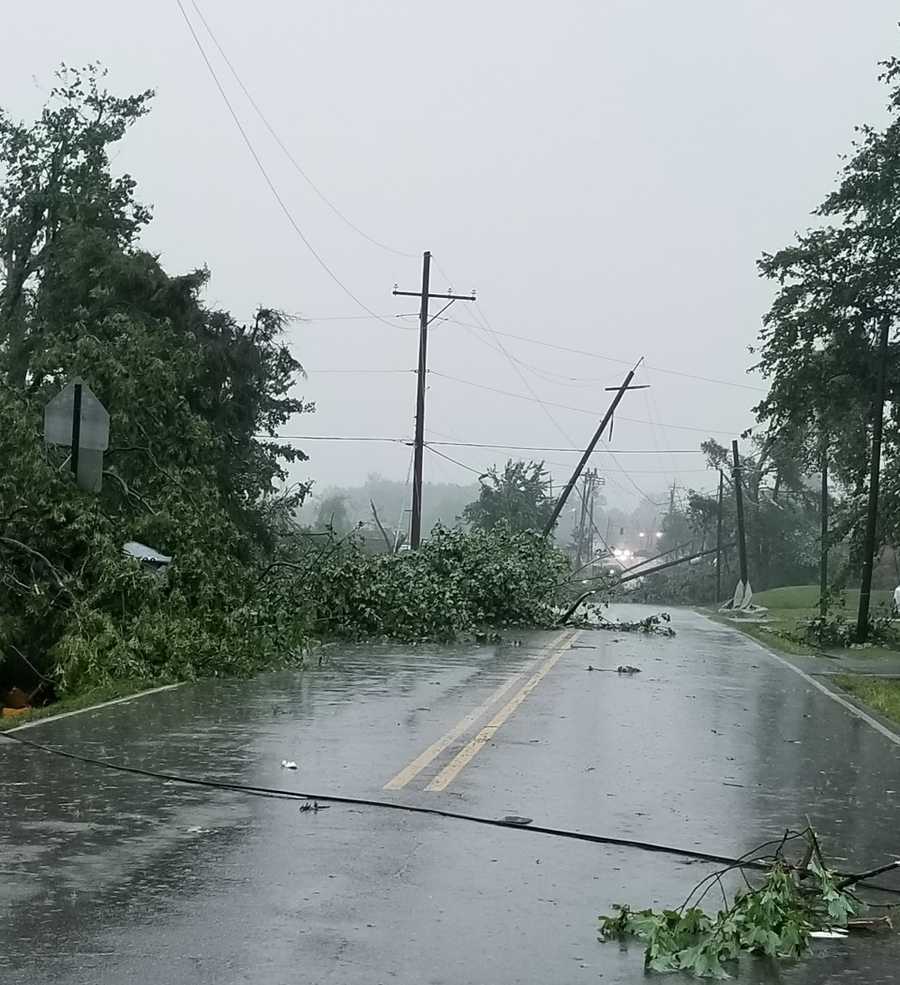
[0,679,161,731]
[721,585,899,659]
[752,585,893,611]
[834,674,900,726]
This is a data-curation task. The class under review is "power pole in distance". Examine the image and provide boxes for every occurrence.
[587,469,596,563]
[393,251,475,549]
[575,473,590,566]
[731,440,749,589]
[715,468,724,605]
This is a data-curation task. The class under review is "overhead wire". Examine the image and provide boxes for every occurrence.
[431,257,656,505]
[306,369,414,375]
[642,364,685,490]
[425,445,487,476]
[429,371,737,437]
[300,314,418,328]
[467,299,661,503]
[188,1,418,260]
[173,0,405,334]
[265,435,709,453]
[307,311,767,393]
[461,325,767,393]
[267,434,410,443]
[447,316,621,391]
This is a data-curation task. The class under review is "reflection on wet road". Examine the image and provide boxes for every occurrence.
[2,606,899,984]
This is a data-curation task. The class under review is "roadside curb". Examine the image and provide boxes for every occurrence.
[700,612,900,748]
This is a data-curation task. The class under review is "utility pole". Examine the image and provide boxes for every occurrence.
[715,469,724,605]
[542,363,646,536]
[587,469,596,564]
[856,314,892,640]
[574,474,590,566]
[732,440,749,589]
[819,438,829,619]
[393,252,475,549]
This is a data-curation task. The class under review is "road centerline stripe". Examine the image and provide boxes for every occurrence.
[384,670,526,790]
[383,632,571,791]
[425,630,578,792]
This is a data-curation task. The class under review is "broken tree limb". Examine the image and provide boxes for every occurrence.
[559,543,734,624]
[836,859,900,891]
[102,469,158,515]
[0,536,68,592]
[370,499,394,553]
[846,915,894,931]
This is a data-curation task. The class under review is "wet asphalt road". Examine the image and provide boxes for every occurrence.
[2,605,900,984]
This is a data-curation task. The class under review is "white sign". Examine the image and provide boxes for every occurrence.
[43,379,109,451]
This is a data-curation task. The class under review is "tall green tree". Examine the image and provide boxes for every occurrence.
[0,66,312,690]
[463,459,555,534]
[754,52,900,555]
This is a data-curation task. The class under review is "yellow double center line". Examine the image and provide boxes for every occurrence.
[384,629,577,792]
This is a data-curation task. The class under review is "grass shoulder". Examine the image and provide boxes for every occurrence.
[833,675,900,726]
[710,585,899,658]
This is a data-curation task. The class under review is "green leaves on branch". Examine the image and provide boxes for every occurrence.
[463,460,556,534]
[0,66,313,694]
[305,522,569,641]
[598,828,861,979]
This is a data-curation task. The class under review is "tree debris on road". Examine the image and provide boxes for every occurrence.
[598,826,897,979]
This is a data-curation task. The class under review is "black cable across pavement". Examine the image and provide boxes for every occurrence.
[2,728,898,895]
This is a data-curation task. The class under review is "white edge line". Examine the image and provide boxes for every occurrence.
[4,683,185,733]
[711,617,900,747]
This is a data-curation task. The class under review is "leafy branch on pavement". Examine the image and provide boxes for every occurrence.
[568,608,676,636]
[302,523,568,642]
[598,827,892,979]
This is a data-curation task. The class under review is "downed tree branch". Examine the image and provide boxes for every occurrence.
[599,826,890,980]
[102,469,158,515]
[0,536,68,591]
[837,859,900,891]
[559,544,732,624]
[370,499,394,553]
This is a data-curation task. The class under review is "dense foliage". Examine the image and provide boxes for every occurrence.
[462,459,555,534]
[0,67,316,695]
[304,522,568,640]
[750,52,900,588]
[0,68,573,700]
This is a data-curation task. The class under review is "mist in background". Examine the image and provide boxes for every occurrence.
[5,0,898,519]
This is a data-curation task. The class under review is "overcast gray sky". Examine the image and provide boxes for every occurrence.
[6,2,898,510]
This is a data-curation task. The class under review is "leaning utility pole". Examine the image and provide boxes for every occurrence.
[715,469,724,605]
[856,314,892,640]
[732,440,749,589]
[542,363,646,536]
[393,252,475,548]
